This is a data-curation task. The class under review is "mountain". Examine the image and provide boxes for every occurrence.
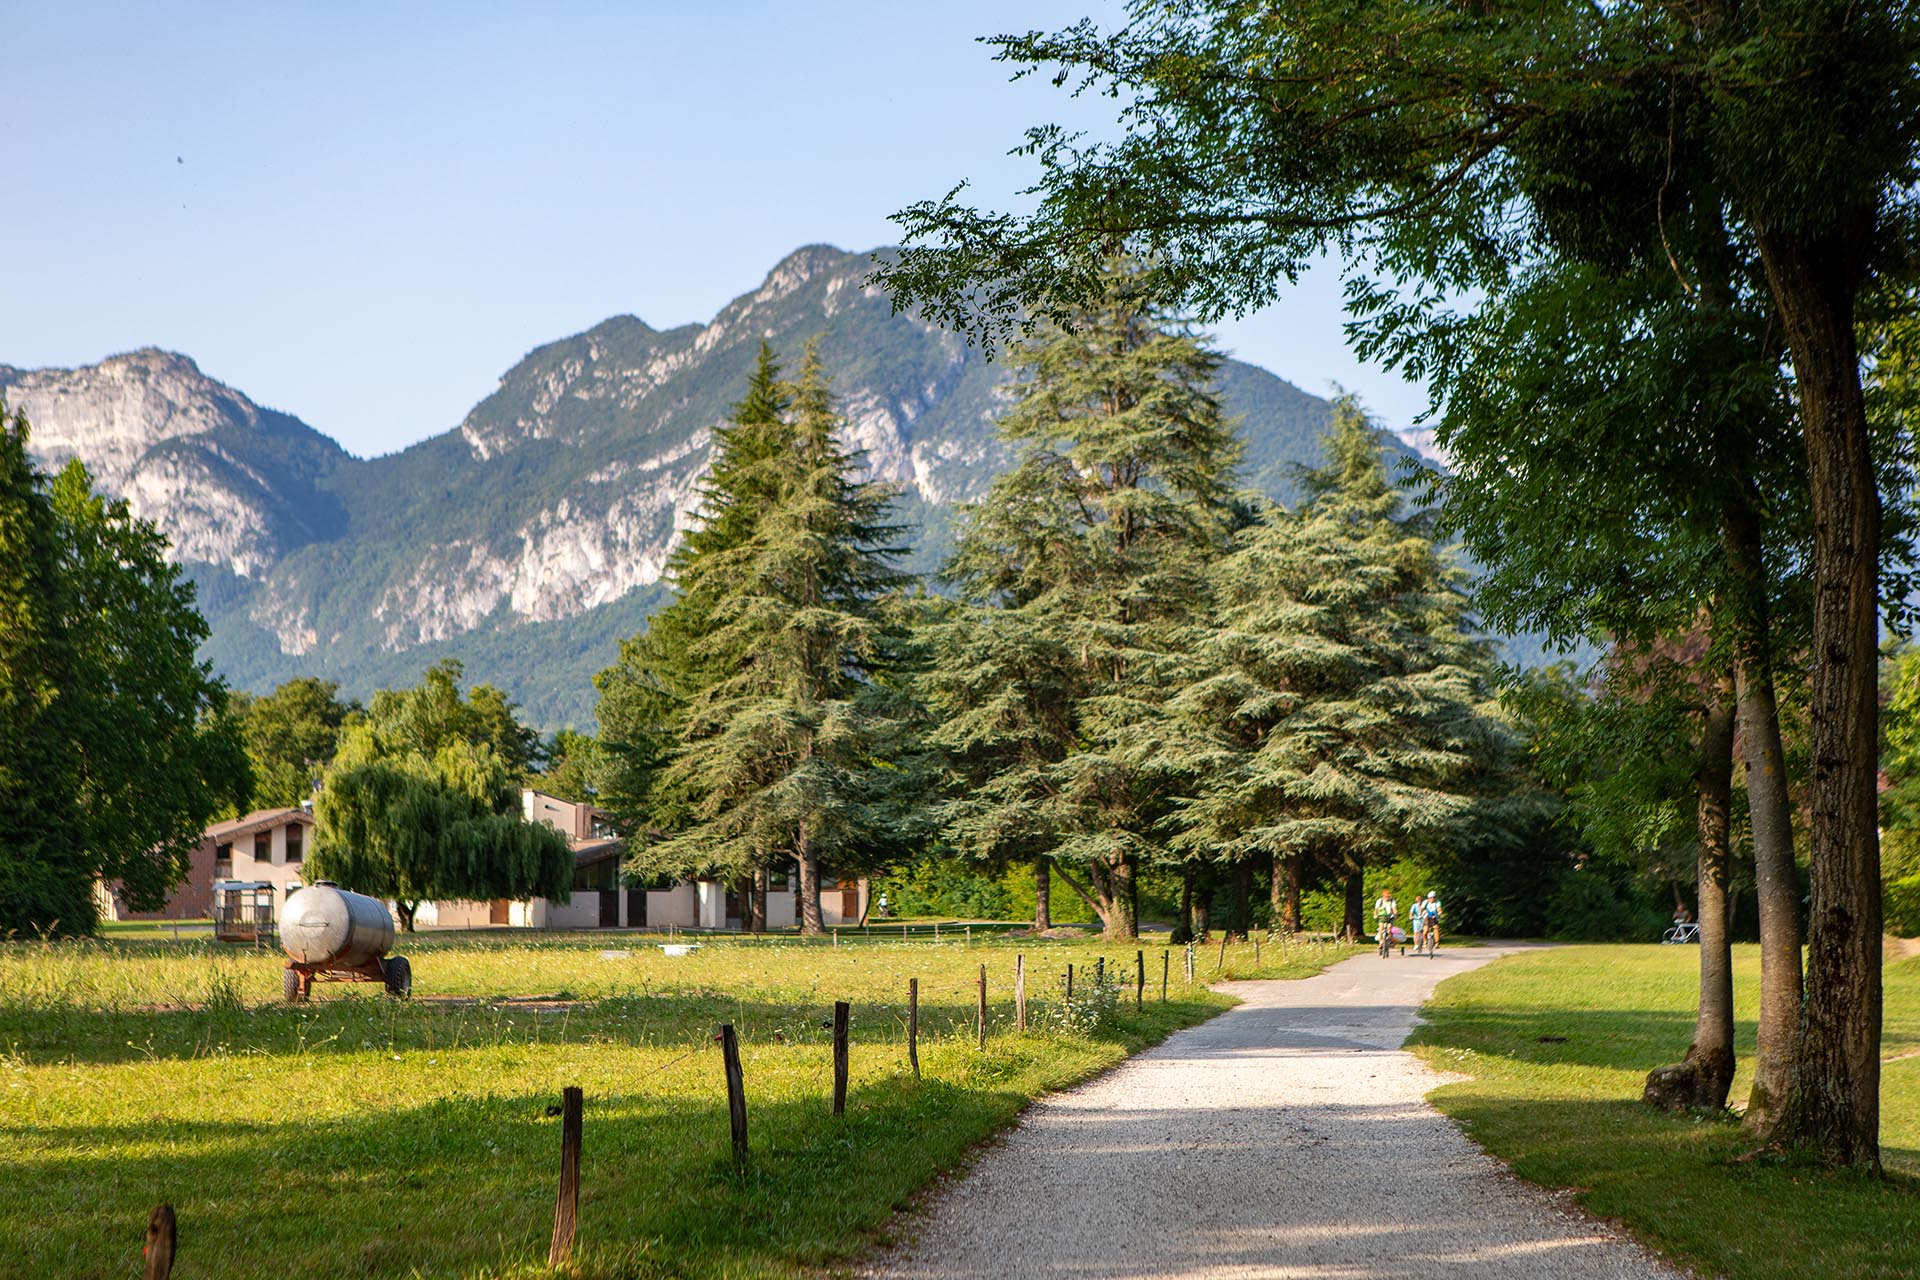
[3,245,1419,730]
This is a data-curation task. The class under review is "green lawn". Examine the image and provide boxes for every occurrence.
[1410,945,1920,1280]
[0,929,1348,1279]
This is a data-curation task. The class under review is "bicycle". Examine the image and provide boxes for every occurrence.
[1662,922,1701,944]
[1378,923,1394,958]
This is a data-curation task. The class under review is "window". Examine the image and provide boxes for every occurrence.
[285,824,303,863]
[214,842,233,877]
[254,833,271,864]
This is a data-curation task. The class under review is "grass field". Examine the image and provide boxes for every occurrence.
[1410,945,1920,1280]
[1,927,1349,1279]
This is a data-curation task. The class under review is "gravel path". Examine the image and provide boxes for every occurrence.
[865,943,1685,1280]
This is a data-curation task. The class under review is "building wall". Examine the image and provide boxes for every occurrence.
[110,837,218,920]
[215,820,313,919]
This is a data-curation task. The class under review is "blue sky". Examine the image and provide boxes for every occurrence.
[2,1,1428,459]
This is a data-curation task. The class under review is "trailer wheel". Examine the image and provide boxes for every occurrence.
[382,955,412,999]
[282,967,305,1004]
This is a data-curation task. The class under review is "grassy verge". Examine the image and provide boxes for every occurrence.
[1409,945,1920,1280]
[1,930,1349,1278]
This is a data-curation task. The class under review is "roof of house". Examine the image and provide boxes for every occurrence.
[204,808,315,842]
[572,837,625,868]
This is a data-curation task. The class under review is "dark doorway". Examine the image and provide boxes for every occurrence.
[600,889,620,927]
[627,888,647,927]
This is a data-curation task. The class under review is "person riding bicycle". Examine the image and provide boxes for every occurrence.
[1374,889,1398,958]
[1407,896,1427,954]
[1423,891,1443,953]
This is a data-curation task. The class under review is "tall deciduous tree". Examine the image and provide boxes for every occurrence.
[931,265,1240,940]
[230,677,356,810]
[880,0,1917,1167]
[1,402,246,935]
[0,403,89,935]
[649,344,915,933]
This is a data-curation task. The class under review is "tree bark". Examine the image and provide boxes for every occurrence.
[1343,871,1364,942]
[1194,869,1214,942]
[1751,226,1882,1169]
[1105,850,1139,940]
[1032,856,1052,932]
[1645,672,1737,1112]
[1228,858,1254,939]
[1172,862,1195,944]
[1721,492,1805,1131]
[396,900,417,933]
[796,829,824,935]
[749,865,768,934]
[1280,856,1302,932]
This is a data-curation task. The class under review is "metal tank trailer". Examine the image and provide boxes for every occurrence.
[280,882,412,1002]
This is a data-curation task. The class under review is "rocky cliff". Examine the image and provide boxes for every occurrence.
[5,245,1404,728]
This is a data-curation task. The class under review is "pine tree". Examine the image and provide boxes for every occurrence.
[1170,398,1490,940]
[595,343,794,846]
[649,343,914,932]
[930,265,1241,940]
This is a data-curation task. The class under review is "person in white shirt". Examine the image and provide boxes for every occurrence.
[1374,889,1398,957]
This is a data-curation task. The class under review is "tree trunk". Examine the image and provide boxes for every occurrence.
[797,829,824,936]
[1194,870,1214,942]
[1228,858,1254,939]
[1343,871,1364,942]
[1280,857,1302,932]
[1721,492,1805,1132]
[1752,227,1882,1168]
[1032,856,1052,932]
[1106,850,1139,940]
[749,865,768,934]
[1645,672,1736,1112]
[396,900,417,933]
[1172,862,1195,944]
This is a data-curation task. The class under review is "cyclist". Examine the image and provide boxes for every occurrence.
[1374,888,1398,958]
[1407,895,1427,956]
[1423,891,1443,954]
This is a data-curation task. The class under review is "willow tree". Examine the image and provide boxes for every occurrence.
[310,734,571,931]
[931,265,1240,940]
[649,345,915,933]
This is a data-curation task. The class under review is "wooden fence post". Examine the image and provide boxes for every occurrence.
[1095,956,1104,986]
[976,964,988,1050]
[908,978,920,1080]
[1216,933,1228,972]
[1066,962,1074,1004]
[1254,939,1261,968]
[1135,949,1145,1007]
[1161,950,1169,1002]
[548,1085,583,1266]
[1014,954,1027,1032]
[1184,943,1194,984]
[832,1001,850,1115]
[719,1023,748,1168]
[143,1204,176,1280]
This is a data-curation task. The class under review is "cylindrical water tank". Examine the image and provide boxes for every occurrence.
[281,883,396,968]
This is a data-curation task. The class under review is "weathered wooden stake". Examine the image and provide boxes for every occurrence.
[1185,943,1195,984]
[1066,962,1074,1004]
[143,1204,176,1280]
[1254,939,1261,967]
[1095,955,1105,985]
[976,964,988,1050]
[1161,950,1169,1002]
[1217,933,1229,972]
[1014,954,1027,1032]
[1135,949,1145,1007]
[548,1085,583,1266]
[832,1000,850,1115]
[967,924,973,946]
[720,1023,748,1168]
[908,978,920,1080]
